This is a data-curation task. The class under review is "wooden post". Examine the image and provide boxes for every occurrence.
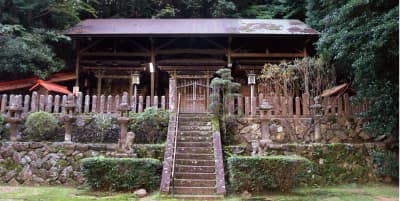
[100,95,105,113]
[54,95,60,113]
[107,95,112,114]
[338,95,343,115]
[281,96,287,115]
[39,95,45,111]
[161,96,166,110]
[344,93,350,115]
[325,97,331,115]
[75,54,80,86]
[302,93,310,115]
[84,95,90,113]
[146,96,151,109]
[0,94,7,113]
[23,95,30,113]
[31,92,38,112]
[46,95,53,112]
[295,96,301,116]
[237,96,243,116]
[154,96,159,109]
[131,95,137,113]
[61,95,67,114]
[76,92,83,113]
[138,96,144,112]
[273,96,280,115]
[91,95,97,113]
[245,96,250,117]
[114,95,120,113]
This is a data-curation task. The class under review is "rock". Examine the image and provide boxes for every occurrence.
[240,190,252,198]
[17,165,32,181]
[133,189,147,198]
[0,166,7,176]
[8,178,20,186]
[32,175,45,184]
[4,170,17,182]
[12,143,29,151]
[13,152,22,162]
[359,131,371,140]
[29,142,44,149]
[59,166,73,183]
[49,167,59,179]
[76,144,89,152]
[383,176,392,183]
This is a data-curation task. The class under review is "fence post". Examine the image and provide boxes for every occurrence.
[302,93,310,115]
[54,95,60,113]
[46,95,53,112]
[61,95,67,113]
[1,94,7,113]
[92,95,97,113]
[138,96,144,112]
[338,95,343,115]
[76,92,83,113]
[273,96,280,115]
[295,96,301,116]
[281,96,287,115]
[114,95,120,113]
[23,95,30,114]
[154,96,159,109]
[84,95,90,113]
[100,95,105,113]
[237,96,243,116]
[161,96,166,110]
[39,95,45,111]
[31,92,38,112]
[131,95,137,113]
[107,95,113,114]
[145,96,151,109]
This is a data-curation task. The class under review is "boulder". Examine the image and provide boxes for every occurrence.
[133,189,147,198]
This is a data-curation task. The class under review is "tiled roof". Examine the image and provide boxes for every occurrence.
[29,80,72,94]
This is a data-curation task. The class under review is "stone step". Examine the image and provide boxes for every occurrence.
[179,131,213,136]
[172,194,224,200]
[179,121,211,126]
[176,147,213,154]
[175,165,215,173]
[174,172,216,180]
[177,136,213,142]
[179,125,212,131]
[175,153,214,160]
[177,141,213,147]
[179,117,212,122]
[173,179,216,187]
[175,159,215,166]
[173,186,216,195]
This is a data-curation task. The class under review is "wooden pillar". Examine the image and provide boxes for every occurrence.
[227,37,232,67]
[96,75,102,101]
[168,75,176,112]
[295,96,301,116]
[150,38,156,104]
[75,55,80,86]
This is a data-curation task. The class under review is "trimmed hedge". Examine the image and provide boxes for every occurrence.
[228,155,312,192]
[132,144,166,160]
[81,157,162,191]
[24,112,60,141]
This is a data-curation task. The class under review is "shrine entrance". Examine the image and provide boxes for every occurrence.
[177,76,211,113]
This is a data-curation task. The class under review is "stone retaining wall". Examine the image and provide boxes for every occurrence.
[232,116,373,144]
[0,142,135,186]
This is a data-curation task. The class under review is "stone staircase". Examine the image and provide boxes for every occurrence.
[171,113,224,200]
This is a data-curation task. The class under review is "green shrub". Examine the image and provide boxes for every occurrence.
[128,108,169,143]
[24,111,59,141]
[228,155,312,192]
[372,151,399,179]
[81,157,162,191]
[132,144,166,160]
[93,113,113,142]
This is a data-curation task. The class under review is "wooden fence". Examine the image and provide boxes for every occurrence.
[228,93,368,117]
[0,91,168,115]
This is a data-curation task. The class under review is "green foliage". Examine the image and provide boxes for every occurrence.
[210,68,240,117]
[24,112,59,141]
[240,0,306,20]
[81,157,162,191]
[128,108,169,144]
[372,151,399,179]
[132,144,166,160]
[228,155,312,192]
[93,113,113,143]
[313,0,399,136]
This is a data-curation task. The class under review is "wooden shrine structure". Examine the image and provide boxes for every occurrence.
[65,19,319,113]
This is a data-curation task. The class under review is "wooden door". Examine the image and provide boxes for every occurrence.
[177,78,210,113]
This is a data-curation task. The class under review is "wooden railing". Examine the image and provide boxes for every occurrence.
[228,93,368,117]
[0,91,168,115]
[171,93,181,196]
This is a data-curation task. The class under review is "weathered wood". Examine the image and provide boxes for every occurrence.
[228,97,234,115]
[107,95,113,113]
[338,95,343,115]
[84,95,90,113]
[237,96,243,116]
[258,93,264,108]
[325,97,331,115]
[244,96,250,117]
[281,96,287,115]
[161,96,166,110]
[23,95,30,113]
[230,52,304,58]
[157,49,225,55]
[131,96,137,112]
[1,94,7,113]
[122,92,129,104]
[273,96,280,115]
[138,96,144,113]
[114,95,120,112]
[54,95,60,113]
[154,96,159,108]
[31,92,38,112]
[61,95,67,113]
[100,95,105,113]
[46,95,53,112]
[344,93,350,115]
[251,96,257,117]
[295,97,301,116]
[39,95,45,111]
[76,92,83,113]
[302,93,310,115]
[145,96,151,109]
[82,52,151,57]
[91,95,97,112]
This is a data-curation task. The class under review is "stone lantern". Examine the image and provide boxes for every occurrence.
[6,96,23,141]
[118,93,131,151]
[257,99,274,155]
[310,96,323,142]
[61,94,76,142]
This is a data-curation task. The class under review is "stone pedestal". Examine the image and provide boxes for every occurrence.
[6,100,23,141]
[258,99,274,155]
[310,97,323,142]
[62,95,76,143]
[118,94,131,152]
[168,77,176,112]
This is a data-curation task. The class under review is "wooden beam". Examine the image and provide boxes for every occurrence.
[75,55,80,86]
[158,65,223,71]
[81,52,151,57]
[229,52,304,58]
[82,66,146,71]
[201,38,225,49]
[79,39,105,54]
[156,38,178,50]
[128,39,150,52]
[156,49,225,55]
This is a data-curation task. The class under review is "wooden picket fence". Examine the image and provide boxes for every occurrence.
[0,91,168,115]
[228,93,368,117]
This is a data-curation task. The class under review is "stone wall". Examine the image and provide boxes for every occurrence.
[0,142,136,186]
[232,116,373,144]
